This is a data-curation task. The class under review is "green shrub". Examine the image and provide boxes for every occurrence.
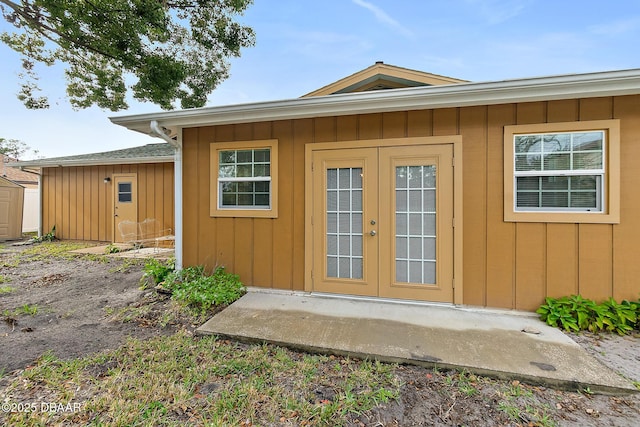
[140,258,175,287]
[164,266,245,313]
[537,295,640,335]
[34,225,56,243]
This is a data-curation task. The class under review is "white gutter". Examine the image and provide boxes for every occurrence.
[110,68,640,135]
[150,120,183,270]
[10,156,174,168]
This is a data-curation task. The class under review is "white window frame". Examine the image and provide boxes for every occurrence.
[513,130,605,213]
[210,140,279,218]
[504,120,620,224]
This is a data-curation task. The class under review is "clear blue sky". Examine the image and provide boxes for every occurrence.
[2,0,640,158]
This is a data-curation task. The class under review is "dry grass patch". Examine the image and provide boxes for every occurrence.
[0,331,400,426]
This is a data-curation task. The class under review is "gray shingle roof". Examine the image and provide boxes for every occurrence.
[9,143,174,168]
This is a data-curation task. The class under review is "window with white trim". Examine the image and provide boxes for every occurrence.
[514,131,604,212]
[503,120,620,224]
[210,140,278,218]
[219,148,271,209]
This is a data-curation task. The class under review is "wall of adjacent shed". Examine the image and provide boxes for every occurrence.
[182,95,640,311]
[41,163,174,241]
[0,180,24,240]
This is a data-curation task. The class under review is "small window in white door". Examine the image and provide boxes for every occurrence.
[326,168,363,279]
[395,165,436,284]
[118,182,133,203]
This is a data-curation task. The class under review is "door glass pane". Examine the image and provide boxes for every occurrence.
[118,182,132,203]
[395,165,436,284]
[326,167,363,280]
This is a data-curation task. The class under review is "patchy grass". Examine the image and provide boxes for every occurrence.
[0,285,15,294]
[0,241,90,267]
[3,303,39,317]
[0,332,400,426]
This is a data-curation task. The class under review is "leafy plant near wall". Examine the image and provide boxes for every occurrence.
[163,266,245,313]
[33,225,56,243]
[140,257,175,288]
[140,259,245,313]
[537,295,639,335]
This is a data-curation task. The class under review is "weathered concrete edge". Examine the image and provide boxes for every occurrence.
[195,328,638,396]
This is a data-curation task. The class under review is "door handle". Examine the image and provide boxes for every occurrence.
[370,230,377,236]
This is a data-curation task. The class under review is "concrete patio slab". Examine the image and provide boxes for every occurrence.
[197,290,636,395]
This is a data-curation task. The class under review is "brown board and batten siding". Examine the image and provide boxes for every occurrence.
[182,94,640,311]
[41,163,174,241]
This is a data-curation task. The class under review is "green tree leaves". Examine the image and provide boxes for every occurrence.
[0,0,255,111]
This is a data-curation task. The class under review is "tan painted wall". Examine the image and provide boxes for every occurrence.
[0,181,24,240]
[182,95,640,311]
[41,163,174,242]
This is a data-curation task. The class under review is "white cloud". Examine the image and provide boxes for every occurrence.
[464,0,530,25]
[589,17,640,36]
[351,0,413,37]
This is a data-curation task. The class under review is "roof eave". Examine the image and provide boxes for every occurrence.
[110,69,640,135]
[9,155,174,169]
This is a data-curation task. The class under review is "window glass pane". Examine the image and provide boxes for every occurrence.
[423,262,436,284]
[238,182,254,192]
[570,192,597,208]
[222,193,237,206]
[423,166,436,188]
[396,260,408,282]
[515,135,542,153]
[327,169,338,189]
[219,165,236,178]
[396,237,407,259]
[220,151,235,164]
[515,154,542,171]
[238,194,253,206]
[338,169,350,189]
[352,235,362,257]
[396,213,407,235]
[571,175,597,190]
[351,168,362,188]
[517,176,539,190]
[408,166,422,188]
[237,150,252,163]
[118,193,132,203]
[541,176,568,190]
[254,149,270,162]
[423,189,436,212]
[543,134,571,152]
[408,190,422,212]
[396,166,407,188]
[573,132,603,151]
[516,192,539,208]
[255,194,270,206]
[574,152,602,169]
[255,181,269,192]
[542,192,568,208]
[543,153,570,170]
[118,183,131,193]
[396,190,407,212]
[237,164,252,177]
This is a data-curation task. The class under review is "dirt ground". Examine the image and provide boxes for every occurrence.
[1,241,639,426]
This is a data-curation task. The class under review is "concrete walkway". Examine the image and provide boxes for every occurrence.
[197,290,636,395]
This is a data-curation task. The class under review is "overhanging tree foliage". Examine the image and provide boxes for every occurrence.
[0,0,255,111]
[0,137,36,159]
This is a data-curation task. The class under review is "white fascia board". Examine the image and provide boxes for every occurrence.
[110,69,640,134]
[9,156,174,168]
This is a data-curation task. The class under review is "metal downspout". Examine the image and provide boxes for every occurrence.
[150,120,182,270]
